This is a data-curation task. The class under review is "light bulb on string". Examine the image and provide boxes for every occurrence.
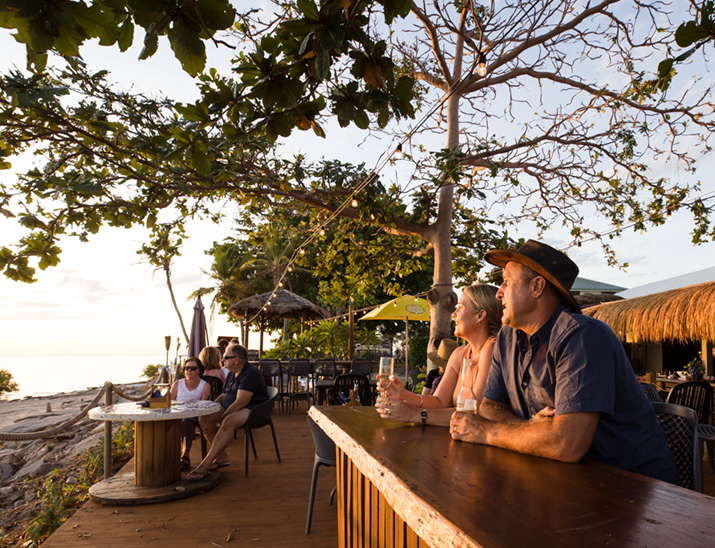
[395,143,403,159]
[319,228,325,236]
[476,51,488,77]
[300,249,305,255]
[351,198,358,208]
[288,266,293,272]
[667,209,673,223]
[577,241,583,253]
[279,282,283,287]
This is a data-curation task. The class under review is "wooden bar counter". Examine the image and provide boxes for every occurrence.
[309,405,715,548]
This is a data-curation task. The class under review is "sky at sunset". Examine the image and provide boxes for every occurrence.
[1,10,715,360]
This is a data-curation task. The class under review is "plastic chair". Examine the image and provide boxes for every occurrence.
[332,374,371,406]
[666,380,714,474]
[652,402,702,492]
[243,386,281,475]
[641,383,663,403]
[286,359,314,414]
[258,359,281,388]
[314,359,337,405]
[349,358,372,376]
[305,415,337,534]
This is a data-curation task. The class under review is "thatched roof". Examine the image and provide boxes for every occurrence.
[574,292,624,309]
[228,288,329,322]
[582,280,715,343]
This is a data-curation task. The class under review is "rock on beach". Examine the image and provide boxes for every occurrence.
[0,382,148,542]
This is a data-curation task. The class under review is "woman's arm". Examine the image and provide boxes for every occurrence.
[201,382,211,400]
[431,345,465,408]
[472,339,495,407]
[170,380,179,400]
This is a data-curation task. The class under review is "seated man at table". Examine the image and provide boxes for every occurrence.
[188,342,269,480]
[450,240,680,485]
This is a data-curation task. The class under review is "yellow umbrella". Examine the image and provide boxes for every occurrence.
[359,295,431,384]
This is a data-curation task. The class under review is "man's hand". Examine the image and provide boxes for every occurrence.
[450,411,490,444]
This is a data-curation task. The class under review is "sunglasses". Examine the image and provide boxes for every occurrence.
[185,366,200,371]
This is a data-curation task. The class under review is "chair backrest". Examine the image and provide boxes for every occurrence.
[666,381,713,424]
[289,359,312,376]
[652,402,702,492]
[333,374,371,405]
[307,415,336,464]
[350,359,372,376]
[641,383,663,403]
[259,359,281,376]
[247,386,279,426]
[314,359,337,378]
[200,375,224,401]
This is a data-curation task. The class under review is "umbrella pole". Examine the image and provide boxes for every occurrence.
[405,319,409,387]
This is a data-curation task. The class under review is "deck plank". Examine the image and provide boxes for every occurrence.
[43,404,338,547]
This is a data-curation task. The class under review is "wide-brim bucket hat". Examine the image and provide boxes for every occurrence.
[484,239,581,313]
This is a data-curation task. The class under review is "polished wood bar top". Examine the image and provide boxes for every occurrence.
[310,405,715,548]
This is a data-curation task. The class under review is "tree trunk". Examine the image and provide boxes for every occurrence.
[426,19,465,368]
[163,262,189,345]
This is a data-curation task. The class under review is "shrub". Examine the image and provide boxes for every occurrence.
[0,368,18,395]
[408,336,429,369]
[141,364,161,379]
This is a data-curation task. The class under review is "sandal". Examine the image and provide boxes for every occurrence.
[187,469,209,481]
[180,457,191,470]
[209,461,230,471]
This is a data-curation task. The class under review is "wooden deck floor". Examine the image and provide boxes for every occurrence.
[40,402,715,547]
[42,403,338,548]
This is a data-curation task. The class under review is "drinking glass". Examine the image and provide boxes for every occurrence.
[378,358,394,402]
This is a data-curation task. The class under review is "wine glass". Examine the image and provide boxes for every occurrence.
[378,358,394,402]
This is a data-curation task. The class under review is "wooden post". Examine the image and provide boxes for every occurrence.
[348,305,354,359]
[703,339,714,377]
[103,387,112,480]
[259,318,265,357]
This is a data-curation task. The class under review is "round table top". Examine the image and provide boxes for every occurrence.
[88,400,221,422]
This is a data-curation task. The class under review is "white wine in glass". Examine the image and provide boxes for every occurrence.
[378,357,394,389]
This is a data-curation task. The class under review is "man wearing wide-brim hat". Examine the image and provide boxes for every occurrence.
[450,240,679,485]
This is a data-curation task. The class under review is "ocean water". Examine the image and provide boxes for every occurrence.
[0,354,164,400]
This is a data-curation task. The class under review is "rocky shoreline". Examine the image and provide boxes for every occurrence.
[0,382,149,545]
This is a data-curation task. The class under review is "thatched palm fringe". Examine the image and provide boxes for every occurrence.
[582,281,715,343]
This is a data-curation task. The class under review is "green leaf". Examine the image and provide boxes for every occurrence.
[194,0,236,31]
[62,2,121,46]
[297,0,320,20]
[190,146,212,174]
[314,49,330,80]
[168,16,206,76]
[675,21,711,48]
[118,19,134,52]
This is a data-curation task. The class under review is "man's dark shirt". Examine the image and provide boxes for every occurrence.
[484,306,680,485]
[222,362,269,410]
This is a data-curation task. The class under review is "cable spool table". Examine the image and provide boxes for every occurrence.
[88,400,222,504]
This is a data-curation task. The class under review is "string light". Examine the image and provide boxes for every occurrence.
[667,208,673,222]
[577,241,583,253]
[351,199,358,207]
[279,282,283,287]
[299,249,305,255]
[476,51,487,77]
[319,229,325,236]
[395,143,403,159]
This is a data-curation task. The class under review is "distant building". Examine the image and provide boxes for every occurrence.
[571,276,626,295]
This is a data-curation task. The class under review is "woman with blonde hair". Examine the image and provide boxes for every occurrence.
[377,284,502,426]
[199,346,226,384]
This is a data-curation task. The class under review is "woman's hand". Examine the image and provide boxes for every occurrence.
[377,374,406,401]
[376,396,419,423]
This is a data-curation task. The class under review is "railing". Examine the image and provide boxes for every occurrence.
[0,382,153,479]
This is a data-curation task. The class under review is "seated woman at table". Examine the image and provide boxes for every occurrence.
[421,339,459,396]
[376,284,502,426]
[199,346,226,385]
[170,357,210,469]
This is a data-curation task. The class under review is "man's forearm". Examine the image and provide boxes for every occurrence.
[479,400,525,425]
